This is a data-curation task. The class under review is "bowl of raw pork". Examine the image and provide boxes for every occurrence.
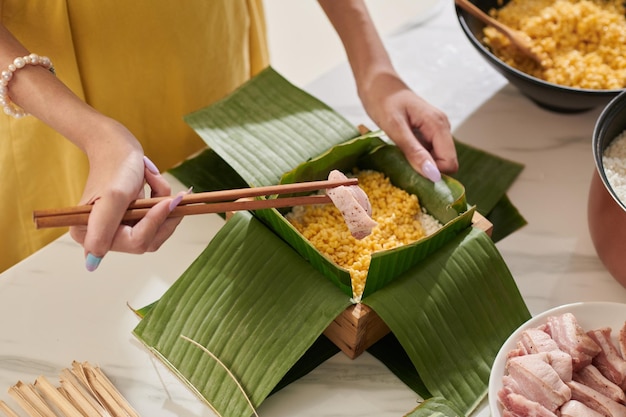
[454,0,624,113]
[588,90,626,288]
[489,301,626,417]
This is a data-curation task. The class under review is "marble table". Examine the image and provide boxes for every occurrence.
[2,1,625,416]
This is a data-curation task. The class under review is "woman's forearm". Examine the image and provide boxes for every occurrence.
[0,24,125,156]
[318,0,397,90]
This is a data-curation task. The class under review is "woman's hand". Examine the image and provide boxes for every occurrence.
[319,0,458,182]
[69,120,184,271]
[358,71,458,182]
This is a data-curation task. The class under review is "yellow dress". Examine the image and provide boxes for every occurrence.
[0,0,269,272]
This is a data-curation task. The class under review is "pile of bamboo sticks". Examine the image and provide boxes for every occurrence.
[0,362,140,417]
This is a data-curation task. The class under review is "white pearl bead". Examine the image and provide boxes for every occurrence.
[13,57,25,68]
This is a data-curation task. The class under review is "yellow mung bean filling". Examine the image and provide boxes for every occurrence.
[484,0,626,89]
[287,170,439,299]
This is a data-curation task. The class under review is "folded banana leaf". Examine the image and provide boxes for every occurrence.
[135,67,531,417]
[254,135,474,299]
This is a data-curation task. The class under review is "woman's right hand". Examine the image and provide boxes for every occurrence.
[69,119,184,271]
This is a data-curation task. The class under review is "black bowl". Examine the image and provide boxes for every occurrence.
[592,90,626,212]
[455,0,624,113]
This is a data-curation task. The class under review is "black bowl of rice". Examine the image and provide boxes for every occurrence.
[455,0,626,113]
[588,90,626,288]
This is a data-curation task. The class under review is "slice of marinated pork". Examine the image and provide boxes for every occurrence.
[508,342,530,359]
[498,391,558,417]
[325,170,378,239]
[506,353,572,412]
[545,313,602,371]
[567,380,626,417]
[587,327,626,390]
[574,364,626,404]
[545,349,574,382]
[520,328,561,354]
[328,170,372,215]
[560,400,605,417]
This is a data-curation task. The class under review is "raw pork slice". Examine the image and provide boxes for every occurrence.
[520,328,561,354]
[587,327,626,390]
[574,364,626,404]
[545,313,602,371]
[567,380,626,417]
[506,353,571,412]
[326,170,377,239]
[560,400,605,417]
[498,391,558,417]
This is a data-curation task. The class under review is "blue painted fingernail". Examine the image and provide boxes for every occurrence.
[85,253,102,272]
[143,156,160,175]
[421,160,442,183]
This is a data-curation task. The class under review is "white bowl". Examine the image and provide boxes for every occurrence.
[488,301,626,417]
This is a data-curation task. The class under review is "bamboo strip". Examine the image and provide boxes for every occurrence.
[68,364,110,416]
[180,335,259,417]
[35,376,84,417]
[81,374,127,417]
[69,363,89,390]
[86,368,139,417]
[0,401,20,417]
[17,383,59,417]
[2,363,140,417]
[59,369,109,417]
[69,363,127,417]
[8,382,50,417]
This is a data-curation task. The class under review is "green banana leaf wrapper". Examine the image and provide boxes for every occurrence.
[133,67,530,417]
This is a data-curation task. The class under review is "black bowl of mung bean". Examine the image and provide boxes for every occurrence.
[455,0,625,113]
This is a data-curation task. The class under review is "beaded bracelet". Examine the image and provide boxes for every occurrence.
[0,53,55,118]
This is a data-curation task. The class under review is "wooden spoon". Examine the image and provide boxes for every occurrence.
[455,0,544,66]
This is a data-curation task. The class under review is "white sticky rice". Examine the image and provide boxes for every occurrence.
[603,130,626,204]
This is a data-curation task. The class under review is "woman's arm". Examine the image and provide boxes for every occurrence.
[318,0,458,181]
[0,24,183,271]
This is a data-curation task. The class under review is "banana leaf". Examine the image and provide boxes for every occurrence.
[183,67,360,188]
[363,227,530,415]
[484,194,527,243]
[452,140,526,241]
[134,211,352,417]
[134,67,531,416]
[404,397,466,417]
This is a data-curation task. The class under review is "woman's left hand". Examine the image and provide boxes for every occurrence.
[359,72,458,182]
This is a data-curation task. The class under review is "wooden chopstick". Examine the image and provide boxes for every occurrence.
[33,178,356,229]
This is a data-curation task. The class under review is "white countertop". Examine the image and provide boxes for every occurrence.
[2,1,625,416]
